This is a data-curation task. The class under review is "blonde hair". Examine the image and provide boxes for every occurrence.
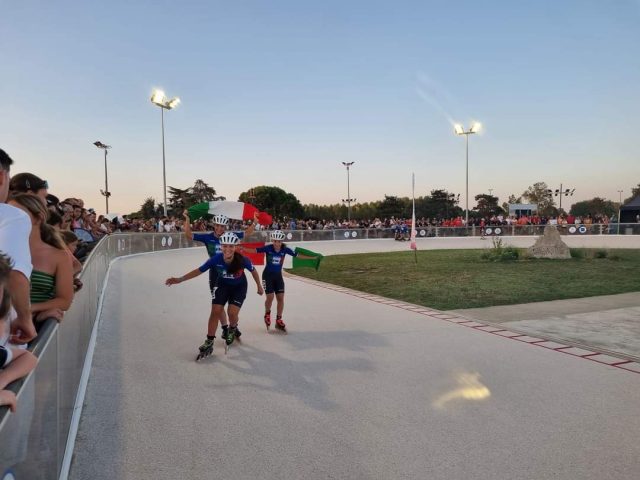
[9,193,65,250]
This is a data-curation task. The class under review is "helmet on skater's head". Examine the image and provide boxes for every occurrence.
[270,230,286,241]
[219,232,240,245]
[212,214,229,226]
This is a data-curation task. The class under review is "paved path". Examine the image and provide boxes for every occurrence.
[453,292,640,359]
[71,249,640,480]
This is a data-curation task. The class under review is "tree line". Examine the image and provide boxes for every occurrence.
[128,179,640,221]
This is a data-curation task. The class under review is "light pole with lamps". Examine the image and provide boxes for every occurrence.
[93,141,111,214]
[544,185,575,212]
[454,122,481,226]
[341,161,356,223]
[617,190,624,234]
[150,89,181,216]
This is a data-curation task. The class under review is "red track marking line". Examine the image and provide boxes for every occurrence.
[581,353,600,358]
[555,346,573,350]
[611,361,632,366]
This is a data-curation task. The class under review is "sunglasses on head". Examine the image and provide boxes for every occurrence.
[25,179,49,190]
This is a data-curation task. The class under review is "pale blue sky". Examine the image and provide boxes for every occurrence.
[1,0,638,214]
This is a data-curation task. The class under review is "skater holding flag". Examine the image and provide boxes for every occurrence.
[183,207,258,340]
[166,232,263,359]
[241,231,322,333]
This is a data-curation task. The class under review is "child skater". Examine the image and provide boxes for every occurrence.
[166,232,263,359]
[241,230,315,333]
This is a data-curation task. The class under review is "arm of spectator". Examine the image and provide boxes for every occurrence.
[0,390,16,412]
[182,211,194,241]
[30,251,74,314]
[9,271,36,344]
[243,212,259,238]
[0,347,37,391]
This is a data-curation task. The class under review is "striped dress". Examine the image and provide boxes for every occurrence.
[30,270,56,304]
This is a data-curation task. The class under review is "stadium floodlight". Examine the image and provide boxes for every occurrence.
[454,122,482,226]
[341,162,356,223]
[150,88,181,216]
[93,141,112,214]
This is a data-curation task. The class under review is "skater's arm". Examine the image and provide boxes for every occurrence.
[250,269,264,296]
[238,245,257,254]
[182,211,193,241]
[165,268,202,286]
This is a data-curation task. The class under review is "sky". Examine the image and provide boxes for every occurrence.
[1,0,638,215]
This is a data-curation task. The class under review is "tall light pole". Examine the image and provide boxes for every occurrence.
[93,141,111,214]
[617,190,624,234]
[150,89,181,216]
[454,122,481,226]
[545,184,575,212]
[341,161,356,223]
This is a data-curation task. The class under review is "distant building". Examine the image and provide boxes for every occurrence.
[508,203,538,217]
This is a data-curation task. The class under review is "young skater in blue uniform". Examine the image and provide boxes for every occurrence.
[183,211,257,340]
[241,230,314,332]
[166,232,263,359]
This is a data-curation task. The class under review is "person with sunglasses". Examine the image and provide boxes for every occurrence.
[166,232,263,359]
[9,173,49,204]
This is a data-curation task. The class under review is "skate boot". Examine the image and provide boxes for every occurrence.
[221,324,229,340]
[275,317,287,333]
[225,326,237,353]
[264,312,271,331]
[234,326,242,339]
[196,337,214,361]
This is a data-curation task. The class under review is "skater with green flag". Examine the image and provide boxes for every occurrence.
[240,231,322,333]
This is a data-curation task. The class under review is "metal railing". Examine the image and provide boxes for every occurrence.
[0,233,197,480]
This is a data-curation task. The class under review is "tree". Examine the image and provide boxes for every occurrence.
[521,182,556,216]
[570,197,617,217]
[238,186,304,219]
[473,194,504,218]
[419,190,462,218]
[502,194,523,215]
[167,186,193,212]
[378,195,411,218]
[140,197,156,219]
[624,183,640,205]
[191,179,221,203]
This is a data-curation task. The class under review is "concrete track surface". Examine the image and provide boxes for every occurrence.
[71,248,640,480]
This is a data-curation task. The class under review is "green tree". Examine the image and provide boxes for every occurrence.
[474,194,504,218]
[570,197,617,217]
[191,179,222,203]
[522,182,556,216]
[239,186,304,219]
[167,186,193,212]
[624,183,640,204]
[420,190,462,218]
[140,197,156,219]
[378,195,411,218]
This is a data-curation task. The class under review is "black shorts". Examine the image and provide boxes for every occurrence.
[212,277,248,307]
[209,269,219,299]
[262,270,285,295]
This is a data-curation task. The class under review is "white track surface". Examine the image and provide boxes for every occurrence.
[70,241,640,480]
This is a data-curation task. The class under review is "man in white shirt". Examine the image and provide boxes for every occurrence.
[0,149,36,344]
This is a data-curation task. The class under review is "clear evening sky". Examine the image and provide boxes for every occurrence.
[1,0,638,214]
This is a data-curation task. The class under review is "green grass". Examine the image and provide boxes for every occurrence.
[290,249,640,311]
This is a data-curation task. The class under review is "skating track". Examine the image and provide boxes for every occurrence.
[70,244,640,479]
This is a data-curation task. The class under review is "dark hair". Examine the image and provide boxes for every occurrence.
[227,252,245,275]
[0,149,13,171]
[59,230,78,245]
[47,210,63,227]
[0,253,11,286]
[10,172,47,193]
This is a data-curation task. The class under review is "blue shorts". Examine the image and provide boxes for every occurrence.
[212,277,248,307]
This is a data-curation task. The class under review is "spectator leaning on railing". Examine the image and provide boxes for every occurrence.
[0,254,37,413]
[0,149,37,345]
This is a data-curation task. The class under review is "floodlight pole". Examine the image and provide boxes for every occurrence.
[94,141,111,214]
[161,107,167,217]
[342,161,355,223]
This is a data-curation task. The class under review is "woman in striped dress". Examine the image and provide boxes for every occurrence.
[8,193,74,323]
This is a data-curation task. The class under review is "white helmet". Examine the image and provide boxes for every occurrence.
[270,230,286,241]
[219,232,240,245]
[212,214,229,226]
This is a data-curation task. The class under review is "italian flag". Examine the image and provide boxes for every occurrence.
[188,201,273,226]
